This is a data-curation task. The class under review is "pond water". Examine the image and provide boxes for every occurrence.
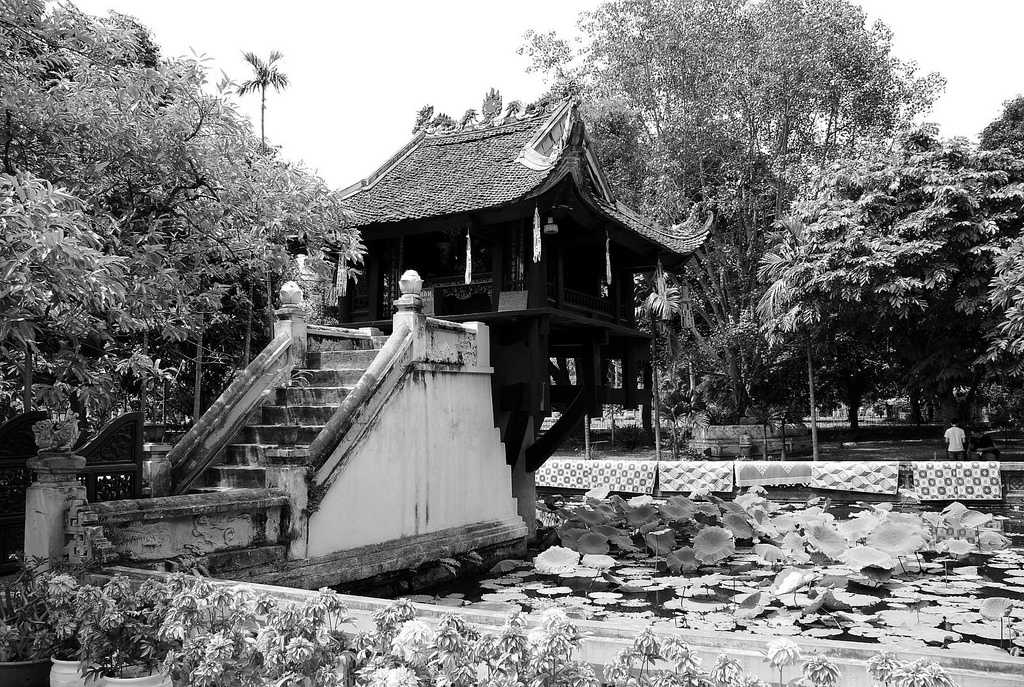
[379,501,1024,657]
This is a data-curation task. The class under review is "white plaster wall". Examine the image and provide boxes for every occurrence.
[306,368,520,557]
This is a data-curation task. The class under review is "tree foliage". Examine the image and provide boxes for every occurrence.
[523,0,943,419]
[0,2,362,420]
[762,128,1024,420]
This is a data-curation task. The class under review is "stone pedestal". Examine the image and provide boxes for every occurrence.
[24,451,87,567]
[275,281,309,368]
[142,443,173,497]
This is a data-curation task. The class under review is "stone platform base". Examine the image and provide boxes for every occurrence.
[226,516,528,590]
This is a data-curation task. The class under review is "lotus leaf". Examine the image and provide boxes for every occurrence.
[952,622,1004,640]
[580,554,616,570]
[659,496,696,522]
[842,546,893,571]
[585,485,611,501]
[695,502,721,518]
[627,494,654,507]
[644,527,677,556]
[557,526,588,550]
[753,543,785,564]
[666,547,700,573]
[534,546,580,574]
[625,503,659,528]
[867,520,925,556]
[576,508,610,526]
[978,530,1010,552]
[979,597,1015,620]
[576,532,611,555]
[692,526,735,564]
[940,538,973,556]
[805,523,849,559]
[734,591,769,619]
[837,513,880,542]
[723,512,754,539]
[770,568,817,597]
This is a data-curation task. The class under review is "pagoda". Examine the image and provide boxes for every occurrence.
[338,93,707,502]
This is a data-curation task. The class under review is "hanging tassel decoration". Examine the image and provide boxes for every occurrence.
[532,204,542,263]
[605,231,612,285]
[465,225,472,285]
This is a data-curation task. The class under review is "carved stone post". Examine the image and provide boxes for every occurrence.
[275,281,309,368]
[24,430,87,567]
[393,270,426,340]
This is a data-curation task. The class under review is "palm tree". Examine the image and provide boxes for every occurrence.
[237,51,289,153]
[237,51,289,355]
[637,261,683,461]
[758,217,821,460]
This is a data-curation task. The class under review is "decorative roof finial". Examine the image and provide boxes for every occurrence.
[413,104,434,133]
[459,108,478,129]
[481,88,502,122]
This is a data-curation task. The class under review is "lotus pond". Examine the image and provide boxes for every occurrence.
[397,490,1024,657]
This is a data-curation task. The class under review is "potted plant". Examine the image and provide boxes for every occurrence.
[44,573,86,687]
[0,567,54,687]
[77,576,173,686]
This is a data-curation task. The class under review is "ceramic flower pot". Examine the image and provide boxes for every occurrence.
[99,673,170,687]
[49,658,85,687]
[0,658,52,687]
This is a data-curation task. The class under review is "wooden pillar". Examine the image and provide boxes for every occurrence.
[367,249,381,321]
[491,229,504,309]
[527,218,547,308]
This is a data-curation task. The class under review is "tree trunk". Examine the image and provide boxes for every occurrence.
[909,387,922,425]
[781,420,788,461]
[266,270,274,338]
[584,415,591,460]
[260,88,266,152]
[653,359,662,461]
[762,423,768,460]
[22,342,32,412]
[242,282,254,367]
[671,415,679,460]
[807,340,820,461]
[192,325,204,423]
[847,401,860,432]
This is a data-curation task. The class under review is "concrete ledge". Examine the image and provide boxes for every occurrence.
[83,488,290,522]
[246,516,528,589]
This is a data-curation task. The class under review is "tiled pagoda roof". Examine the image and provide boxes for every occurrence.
[340,101,707,257]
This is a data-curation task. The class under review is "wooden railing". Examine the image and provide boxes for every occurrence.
[563,287,615,317]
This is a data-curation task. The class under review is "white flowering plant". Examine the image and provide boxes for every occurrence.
[76,575,174,681]
[158,574,354,687]
[353,602,597,687]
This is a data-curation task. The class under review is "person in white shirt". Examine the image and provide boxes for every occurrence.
[944,420,966,459]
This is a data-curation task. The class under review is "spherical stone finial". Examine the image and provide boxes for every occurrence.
[279,281,303,305]
[399,270,423,296]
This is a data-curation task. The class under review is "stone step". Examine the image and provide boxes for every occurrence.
[238,424,323,445]
[212,465,268,489]
[293,368,366,386]
[224,443,311,465]
[306,349,380,370]
[276,385,351,405]
[261,404,338,425]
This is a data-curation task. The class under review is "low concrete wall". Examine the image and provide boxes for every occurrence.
[104,566,1024,687]
[690,423,811,458]
[67,489,289,575]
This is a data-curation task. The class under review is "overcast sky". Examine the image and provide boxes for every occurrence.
[74,0,1024,189]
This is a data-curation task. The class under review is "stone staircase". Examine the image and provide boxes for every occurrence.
[202,337,386,491]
